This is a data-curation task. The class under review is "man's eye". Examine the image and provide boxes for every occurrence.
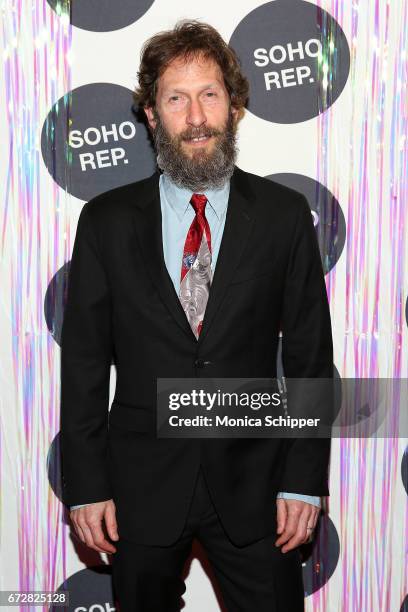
[170,96,179,102]
[206,92,216,97]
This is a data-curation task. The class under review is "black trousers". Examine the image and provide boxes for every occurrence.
[111,466,305,611]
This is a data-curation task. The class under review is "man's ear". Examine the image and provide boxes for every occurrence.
[144,106,157,130]
[232,105,245,123]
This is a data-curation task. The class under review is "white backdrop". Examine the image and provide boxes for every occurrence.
[0,1,407,610]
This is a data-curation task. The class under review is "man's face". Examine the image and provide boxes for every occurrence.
[144,53,238,159]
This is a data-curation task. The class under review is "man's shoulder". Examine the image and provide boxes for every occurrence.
[82,171,159,222]
[235,166,308,216]
[236,166,307,201]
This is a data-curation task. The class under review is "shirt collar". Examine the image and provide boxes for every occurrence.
[160,172,230,222]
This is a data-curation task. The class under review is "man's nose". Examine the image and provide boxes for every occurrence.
[186,98,206,128]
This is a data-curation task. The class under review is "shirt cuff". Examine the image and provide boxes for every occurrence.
[277,492,321,507]
[70,503,92,510]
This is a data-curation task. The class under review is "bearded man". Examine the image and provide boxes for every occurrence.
[61,19,333,612]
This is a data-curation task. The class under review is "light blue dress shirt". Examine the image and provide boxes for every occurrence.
[70,172,321,511]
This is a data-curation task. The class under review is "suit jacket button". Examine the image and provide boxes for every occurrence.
[194,359,212,367]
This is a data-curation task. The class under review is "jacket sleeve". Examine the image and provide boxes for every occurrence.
[278,194,333,496]
[60,201,113,507]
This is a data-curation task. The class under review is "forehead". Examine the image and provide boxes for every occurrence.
[158,54,225,92]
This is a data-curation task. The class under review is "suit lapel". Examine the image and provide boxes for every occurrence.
[197,168,255,345]
[132,171,197,341]
[132,166,256,345]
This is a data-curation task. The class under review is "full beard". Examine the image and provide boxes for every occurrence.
[152,109,238,192]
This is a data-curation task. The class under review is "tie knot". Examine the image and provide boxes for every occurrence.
[190,193,208,215]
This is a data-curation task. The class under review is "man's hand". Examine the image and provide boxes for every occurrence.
[275,498,320,553]
[70,499,119,553]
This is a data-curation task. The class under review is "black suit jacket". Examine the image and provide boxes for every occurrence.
[60,165,333,546]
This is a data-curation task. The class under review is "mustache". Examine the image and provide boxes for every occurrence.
[178,126,223,142]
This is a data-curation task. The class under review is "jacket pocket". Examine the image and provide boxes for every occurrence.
[228,268,275,286]
[228,257,276,286]
[108,401,155,433]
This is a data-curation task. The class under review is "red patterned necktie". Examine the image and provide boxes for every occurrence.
[179,193,213,339]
